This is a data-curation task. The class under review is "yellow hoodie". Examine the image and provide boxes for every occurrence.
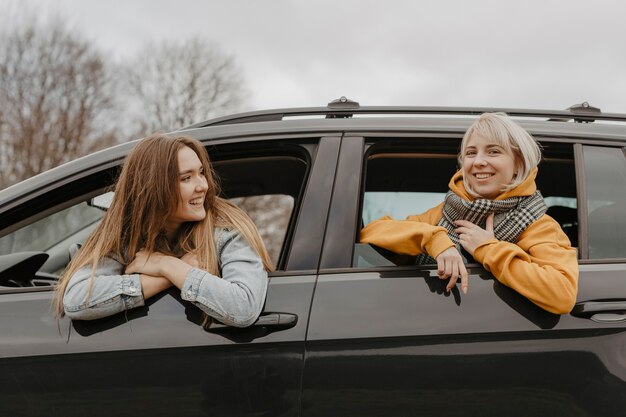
[360,169,578,314]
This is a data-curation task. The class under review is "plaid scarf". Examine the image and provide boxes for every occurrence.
[415,190,547,264]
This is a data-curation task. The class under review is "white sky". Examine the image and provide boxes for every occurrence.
[6,0,626,114]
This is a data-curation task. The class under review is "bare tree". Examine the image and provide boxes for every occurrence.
[125,38,247,133]
[0,19,119,188]
[231,195,294,267]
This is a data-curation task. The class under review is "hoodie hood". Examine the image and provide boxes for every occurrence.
[448,167,538,201]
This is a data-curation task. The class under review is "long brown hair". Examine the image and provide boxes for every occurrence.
[54,134,273,316]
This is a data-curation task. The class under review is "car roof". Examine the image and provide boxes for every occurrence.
[184,97,626,129]
[4,99,626,209]
[180,98,626,143]
[183,113,626,142]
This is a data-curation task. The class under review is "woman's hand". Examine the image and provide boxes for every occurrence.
[435,246,468,294]
[454,213,496,255]
[127,249,194,290]
[127,251,177,299]
[126,250,168,277]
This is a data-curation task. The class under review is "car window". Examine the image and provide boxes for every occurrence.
[362,192,445,226]
[0,199,106,279]
[0,202,104,255]
[355,145,460,267]
[355,141,577,267]
[217,195,294,266]
[80,191,295,266]
[584,145,626,259]
[0,147,309,288]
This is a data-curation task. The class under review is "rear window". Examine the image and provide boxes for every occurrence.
[584,146,626,259]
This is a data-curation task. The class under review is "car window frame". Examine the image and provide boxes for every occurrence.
[0,136,334,295]
[577,143,626,264]
[319,134,611,274]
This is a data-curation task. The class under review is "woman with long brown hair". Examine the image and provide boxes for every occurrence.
[55,134,272,327]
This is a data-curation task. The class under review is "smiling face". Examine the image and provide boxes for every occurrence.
[164,146,209,235]
[462,133,518,199]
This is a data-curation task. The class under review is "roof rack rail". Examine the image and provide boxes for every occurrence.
[547,102,603,123]
[325,96,360,118]
[182,98,626,130]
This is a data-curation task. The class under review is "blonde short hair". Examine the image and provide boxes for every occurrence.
[460,112,542,197]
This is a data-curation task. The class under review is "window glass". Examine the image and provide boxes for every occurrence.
[543,196,577,210]
[357,150,457,267]
[0,202,105,255]
[16,191,295,267]
[0,149,308,288]
[363,193,577,226]
[0,191,295,285]
[227,195,294,266]
[584,146,626,259]
[356,142,577,267]
[362,192,445,225]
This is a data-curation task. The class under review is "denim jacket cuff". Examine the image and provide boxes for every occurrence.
[121,275,145,309]
[181,268,204,302]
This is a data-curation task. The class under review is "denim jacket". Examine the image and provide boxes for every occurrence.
[63,228,268,327]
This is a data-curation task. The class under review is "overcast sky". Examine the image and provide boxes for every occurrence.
[7,0,626,114]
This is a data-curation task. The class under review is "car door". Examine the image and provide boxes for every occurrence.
[302,135,626,417]
[0,135,342,417]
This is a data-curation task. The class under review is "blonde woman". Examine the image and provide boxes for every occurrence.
[361,113,578,314]
[55,134,272,327]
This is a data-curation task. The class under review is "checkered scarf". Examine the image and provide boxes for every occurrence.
[415,190,547,264]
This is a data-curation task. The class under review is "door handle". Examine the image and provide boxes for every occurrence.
[571,300,626,322]
[209,312,298,331]
[251,312,298,329]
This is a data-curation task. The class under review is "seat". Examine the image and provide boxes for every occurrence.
[546,206,578,248]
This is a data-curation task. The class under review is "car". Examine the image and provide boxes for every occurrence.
[1,98,625,416]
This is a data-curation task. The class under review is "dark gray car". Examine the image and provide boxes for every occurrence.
[1,99,625,416]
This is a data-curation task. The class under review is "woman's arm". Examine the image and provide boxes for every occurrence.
[63,256,145,320]
[140,275,174,299]
[360,203,455,257]
[63,255,174,320]
[472,216,578,314]
[182,229,268,327]
[360,204,467,292]
[126,229,269,327]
